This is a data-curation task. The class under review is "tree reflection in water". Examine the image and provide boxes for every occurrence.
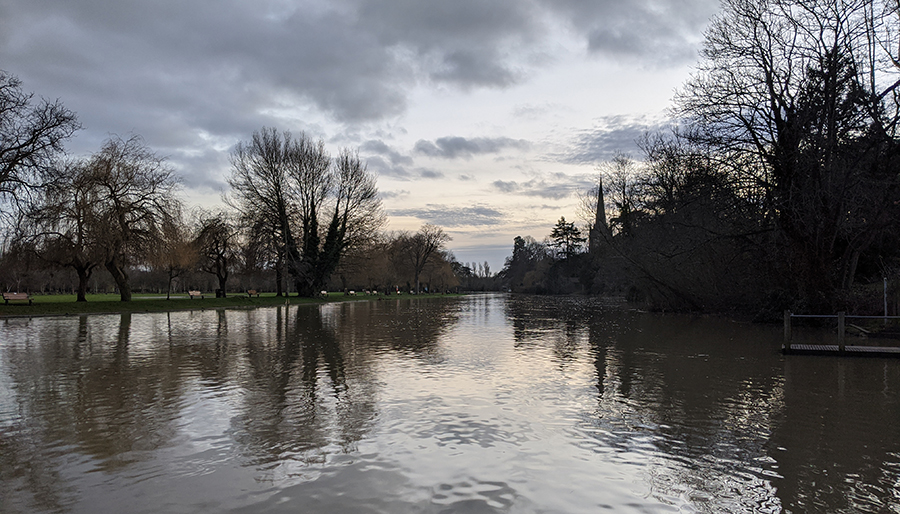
[0,297,463,512]
[503,294,900,513]
[1,296,899,513]
[1,313,189,511]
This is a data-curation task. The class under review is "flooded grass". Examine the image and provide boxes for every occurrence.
[0,291,462,317]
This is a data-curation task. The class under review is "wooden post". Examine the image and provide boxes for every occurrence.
[837,311,845,352]
[784,310,792,351]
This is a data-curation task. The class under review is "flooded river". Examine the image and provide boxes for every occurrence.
[1,294,899,513]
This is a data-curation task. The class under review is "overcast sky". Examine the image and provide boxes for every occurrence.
[1,0,720,269]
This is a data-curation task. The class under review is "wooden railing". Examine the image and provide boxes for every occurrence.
[783,311,900,356]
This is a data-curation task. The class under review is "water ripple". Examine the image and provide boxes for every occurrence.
[1,296,899,513]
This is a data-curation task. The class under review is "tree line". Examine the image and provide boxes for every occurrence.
[0,74,477,300]
[501,0,900,317]
[9,0,899,315]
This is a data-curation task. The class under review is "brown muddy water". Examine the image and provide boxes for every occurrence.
[1,294,898,513]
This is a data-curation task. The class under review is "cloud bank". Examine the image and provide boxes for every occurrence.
[389,204,506,227]
[0,0,719,261]
[414,137,531,160]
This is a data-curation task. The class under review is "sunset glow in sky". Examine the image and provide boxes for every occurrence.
[0,0,720,268]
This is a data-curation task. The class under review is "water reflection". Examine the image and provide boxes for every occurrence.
[1,295,899,513]
[774,358,900,512]
[1,312,188,512]
[504,295,785,511]
[0,298,464,512]
[503,294,900,513]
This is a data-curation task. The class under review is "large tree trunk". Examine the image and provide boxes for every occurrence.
[297,280,318,298]
[218,273,228,297]
[75,266,92,302]
[106,259,132,302]
[275,258,284,297]
[166,269,175,300]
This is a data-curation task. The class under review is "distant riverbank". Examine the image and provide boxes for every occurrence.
[0,291,464,318]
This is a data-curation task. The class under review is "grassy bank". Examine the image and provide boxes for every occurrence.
[0,291,464,318]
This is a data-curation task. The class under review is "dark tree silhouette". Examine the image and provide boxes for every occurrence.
[673,0,900,310]
[0,71,79,210]
[22,160,103,301]
[395,224,451,294]
[550,217,586,259]
[195,211,236,297]
[228,128,383,297]
[88,136,179,301]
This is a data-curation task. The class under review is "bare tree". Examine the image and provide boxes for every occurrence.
[228,128,307,295]
[21,160,103,301]
[395,224,451,294]
[0,71,80,211]
[241,214,285,295]
[421,251,460,292]
[195,210,236,297]
[151,208,197,299]
[228,127,383,297]
[87,135,179,301]
[310,148,384,293]
[288,132,331,292]
[674,0,900,309]
[227,128,295,296]
[345,233,400,294]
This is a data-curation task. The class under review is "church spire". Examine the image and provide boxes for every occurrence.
[589,176,610,254]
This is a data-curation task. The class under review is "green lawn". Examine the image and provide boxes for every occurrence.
[0,291,463,317]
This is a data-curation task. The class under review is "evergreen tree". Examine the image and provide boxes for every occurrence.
[550,217,586,259]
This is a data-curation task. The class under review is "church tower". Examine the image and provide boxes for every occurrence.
[589,177,611,255]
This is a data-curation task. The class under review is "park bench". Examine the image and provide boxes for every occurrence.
[247,290,260,297]
[188,290,204,299]
[3,292,33,305]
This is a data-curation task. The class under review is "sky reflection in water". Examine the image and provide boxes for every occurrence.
[1,294,899,513]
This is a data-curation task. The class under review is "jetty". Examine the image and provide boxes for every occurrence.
[782,311,900,357]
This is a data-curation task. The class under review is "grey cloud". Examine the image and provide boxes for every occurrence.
[586,24,697,64]
[2,0,717,138]
[512,103,565,120]
[380,189,410,200]
[414,136,531,160]
[540,0,718,65]
[389,204,505,227]
[419,169,444,179]
[493,180,520,194]
[431,50,519,88]
[3,0,415,159]
[359,0,537,87]
[362,154,447,181]
[359,0,536,48]
[361,140,414,166]
[364,155,413,180]
[169,147,232,192]
[0,0,717,198]
[362,156,445,182]
[557,115,669,164]
[491,174,593,200]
